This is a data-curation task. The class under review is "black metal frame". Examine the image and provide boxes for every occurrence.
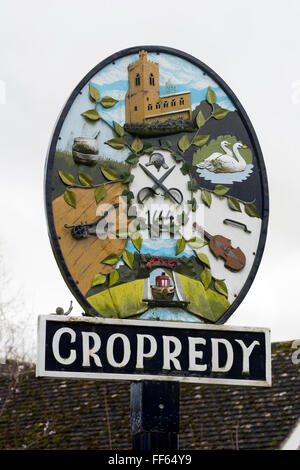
[44,45,269,323]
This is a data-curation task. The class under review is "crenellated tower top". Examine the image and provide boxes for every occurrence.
[138,50,148,63]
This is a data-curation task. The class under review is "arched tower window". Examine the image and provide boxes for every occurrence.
[156,102,160,109]
[148,104,152,110]
[163,101,168,108]
[135,74,140,86]
[179,97,184,105]
[149,73,155,86]
[171,99,176,107]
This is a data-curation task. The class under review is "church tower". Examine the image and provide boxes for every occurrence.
[125,50,160,124]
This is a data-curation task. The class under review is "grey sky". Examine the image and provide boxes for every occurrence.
[0,0,299,353]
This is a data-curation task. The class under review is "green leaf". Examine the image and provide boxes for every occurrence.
[192,134,210,147]
[180,162,192,175]
[227,197,242,212]
[213,108,230,120]
[89,83,100,102]
[244,203,259,218]
[176,238,186,255]
[187,237,207,249]
[64,189,76,208]
[143,142,154,154]
[113,121,124,137]
[100,96,119,108]
[100,167,119,181]
[131,137,143,154]
[159,139,172,149]
[188,197,197,212]
[206,87,217,104]
[109,270,119,287]
[78,172,93,187]
[81,109,101,120]
[193,148,206,166]
[122,172,134,184]
[91,273,106,287]
[121,190,134,203]
[59,171,75,186]
[214,184,230,196]
[101,253,119,266]
[197,252,210,268]
[196,110,206,129]
[188,178,199,191]
[122,249,134,269]
[172,151,184,162]
[200,268,212,290]
[131,232,143,252]
[178,135,190,153]
[94,186,107,204]
[126,153,139,165]
[105,137,125,150]
[201,189,212,208]
[215,279,228,297]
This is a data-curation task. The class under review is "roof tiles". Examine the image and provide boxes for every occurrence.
[0,341,299,450]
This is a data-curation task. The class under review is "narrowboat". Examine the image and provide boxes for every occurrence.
[151,272,175,300]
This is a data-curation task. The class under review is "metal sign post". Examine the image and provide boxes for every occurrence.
[130,381,180,450]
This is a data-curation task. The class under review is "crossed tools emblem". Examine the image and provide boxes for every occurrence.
[137,163,183,205]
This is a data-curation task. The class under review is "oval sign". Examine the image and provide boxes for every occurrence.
[45,46,268,324]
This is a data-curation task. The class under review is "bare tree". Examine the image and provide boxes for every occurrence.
[0,247,34,423]
[0,246,34,363]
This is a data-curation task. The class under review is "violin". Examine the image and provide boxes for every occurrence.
[193,222,246,271]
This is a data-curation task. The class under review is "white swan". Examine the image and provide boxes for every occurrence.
[198,142,248,173]
[213,142,248,173]
[197,141,232,172]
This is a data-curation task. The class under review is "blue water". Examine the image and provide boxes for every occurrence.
[126,237,194,258]
[140,307,202,323]
[196,164,254,184]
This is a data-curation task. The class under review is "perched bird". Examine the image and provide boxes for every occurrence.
[53,301,73,316]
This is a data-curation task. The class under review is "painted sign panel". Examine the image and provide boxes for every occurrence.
[45,46,268,325]
[36,316,271,387]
